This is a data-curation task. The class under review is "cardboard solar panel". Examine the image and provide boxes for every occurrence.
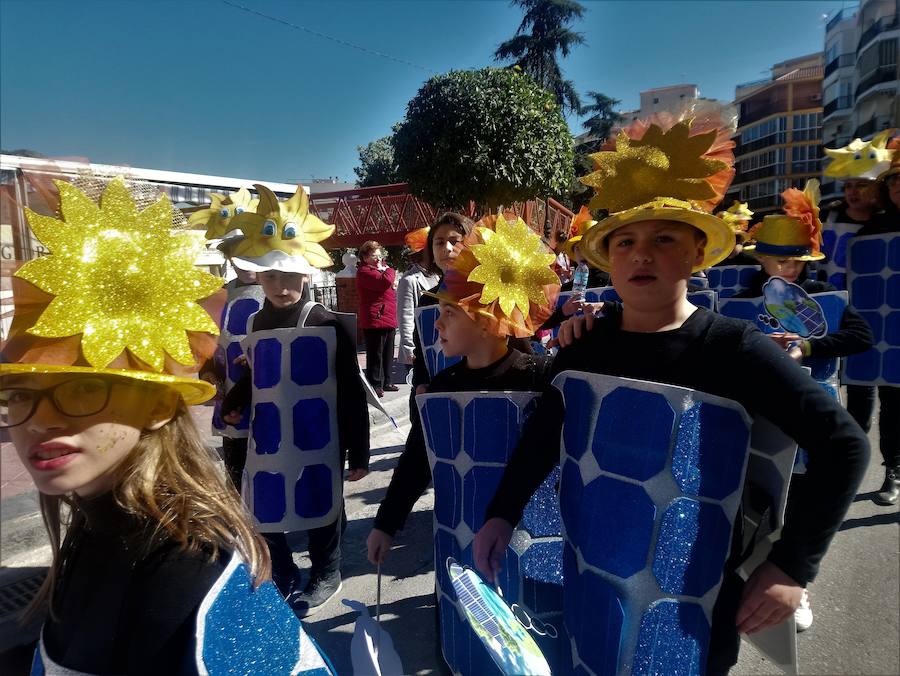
[417,392,566,676]
[416,305,462,380]
[843,233,900,386]
[212,285,265,437]
[242,327,341,532]
[704,266,761,298]
[820,212,864,290]
[554,371,752,676]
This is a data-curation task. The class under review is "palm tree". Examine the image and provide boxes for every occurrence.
[494,0,586,114]
[580,91,623,151]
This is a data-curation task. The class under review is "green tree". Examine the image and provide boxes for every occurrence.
[580,91,623,151]
[494,0,586,114]
[353,135,401,187]
[392,67,574,212]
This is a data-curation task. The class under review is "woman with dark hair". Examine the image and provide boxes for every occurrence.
[356,240,398,396]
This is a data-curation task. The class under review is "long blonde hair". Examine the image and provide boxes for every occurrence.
[24,398,271,621]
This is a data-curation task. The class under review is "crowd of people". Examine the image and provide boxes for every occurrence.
[1,115,897,674]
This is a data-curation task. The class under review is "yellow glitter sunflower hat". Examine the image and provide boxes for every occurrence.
[718,200,754,243]
[824,129,896,180]
[188,186,259,241]
[0,178,223,405]
[744,180,824,261]
[424,213,560,338]
[229,184,334,274]
[579,108,738,273]
[561,205,598,257]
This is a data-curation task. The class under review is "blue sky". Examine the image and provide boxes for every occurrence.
[1,0,848,185]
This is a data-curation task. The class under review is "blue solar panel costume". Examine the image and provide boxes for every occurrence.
[415,304,462,380]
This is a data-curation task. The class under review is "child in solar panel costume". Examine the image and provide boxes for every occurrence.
[0,178,333,675]
[221,184,369,617]
[473,110,870,674]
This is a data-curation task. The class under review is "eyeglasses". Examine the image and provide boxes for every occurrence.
[0,378,113,429]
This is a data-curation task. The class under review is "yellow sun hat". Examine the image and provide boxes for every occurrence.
[561,206,598,258]
[424,213,560,338]
[744,180,824,261]
[718,200,754,243]
[228,184,335,275]
[578,108,738,273]
[824,129,896,180]
[0,178,222,405]
[188,186,259,241]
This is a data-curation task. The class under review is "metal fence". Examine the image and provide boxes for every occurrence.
[312,284,338,309]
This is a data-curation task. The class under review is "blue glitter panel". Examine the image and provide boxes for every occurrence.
[463,398,521,464]
[852,238,887,274]
[851,275,885,310]
[293,398,331,450]
[632,600,709,676]
[226,298,261,336]
[562,377,597,461]
[520,465,561,538]
[564,545,624,676]
[253,472,286,523]
[253,338,282,389]
[290,336,329,386]
[672,402,749,500]
[295,464,333,518]
[226,340,247,384]
[422,397,462,460]
[432,462,463,529]
[252,402,281,454]
[462,466,505,532]
[592,387,673,481]
[575,476,656,579]
[201,562,301,674]
[652,498,732,597]
[520,541,564,614]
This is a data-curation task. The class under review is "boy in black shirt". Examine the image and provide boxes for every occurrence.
[474,114,869,674]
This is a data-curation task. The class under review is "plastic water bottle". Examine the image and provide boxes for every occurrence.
[572,262,590,300]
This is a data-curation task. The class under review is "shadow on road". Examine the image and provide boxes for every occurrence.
[839,511,900,531]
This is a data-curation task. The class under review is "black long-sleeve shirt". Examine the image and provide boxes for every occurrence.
[734,269,873,360]
[43,493,227,673]
[486,304,869,587]
[222,299,370,470]
[373,348,552,536]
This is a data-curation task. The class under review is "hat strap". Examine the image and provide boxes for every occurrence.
[753,241,812,257]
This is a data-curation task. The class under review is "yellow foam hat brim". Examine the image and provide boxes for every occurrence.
[561,235,584,257]
[580,206,735,273]
[0,363,216,406]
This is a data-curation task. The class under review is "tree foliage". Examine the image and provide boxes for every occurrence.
[580,91,623,150]
[353,135,401,187]
[392,67,574,211]
[494,0,586,114]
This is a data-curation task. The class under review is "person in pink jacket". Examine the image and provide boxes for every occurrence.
[356,240,399,396]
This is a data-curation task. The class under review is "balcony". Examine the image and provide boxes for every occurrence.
[824,96,854,117]
[825,53,856,78]
[854,115,894,138]
[855,64,898,99]
[734,133,788,155]
[791,160,823,175]
[735,165,784,183]
[740,102,789,127]
[857,15,899,53]
[826,9,844,33]
[747,195,779,210]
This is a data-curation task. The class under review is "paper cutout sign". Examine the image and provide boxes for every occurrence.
[447,559,552,676]
[757,277,827,338]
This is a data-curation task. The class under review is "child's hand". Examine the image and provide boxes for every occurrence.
[736,561,803,634]
[561,296,584,317]
[769,332,801,349]
[232,354,248,367]
[367,528,394,565]
[222,410,243,425]
[550,311,598,348]
[787,345,804,362]
[347,468,369,481]
[473,517,514,583]
[415,384,428,396]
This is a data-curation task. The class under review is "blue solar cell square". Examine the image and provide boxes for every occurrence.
[226,341,246,384]
[252,402,281,454]
[887,275,900,307]
[845,349,881,381]
[851,238,887,274]
[295,464,333,518]
[562,377,597,461]
[226,298,261,336]
[739,267,758,286]
[883,348,900,384]
[652,498,731,597]
[721,268,737,287]
[434,528,462,598]
[253,338,282,389]
[559,459,584,542]
[861,311,883,342]
[888,236,900,271]
[463,398,521,464]
[253,472,286,523]
[422,397,462,460]
[520,465,561,537]
[290,336,328,386]
[672,402,749,500]
[462,466,505,532]
[576,476,656,578]
[834,232,855,268]
[432,462,462,529]
[564,545,624,676]
[851,275,885,310]
[885,311,900,345]
[632,600,708,676]
[592,387,673,481]
[293,398,331,451]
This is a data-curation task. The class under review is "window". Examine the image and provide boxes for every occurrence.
[740,117,788,146]
[740,179,789,201]
[653,97,659,104]
[792,112,823,141]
